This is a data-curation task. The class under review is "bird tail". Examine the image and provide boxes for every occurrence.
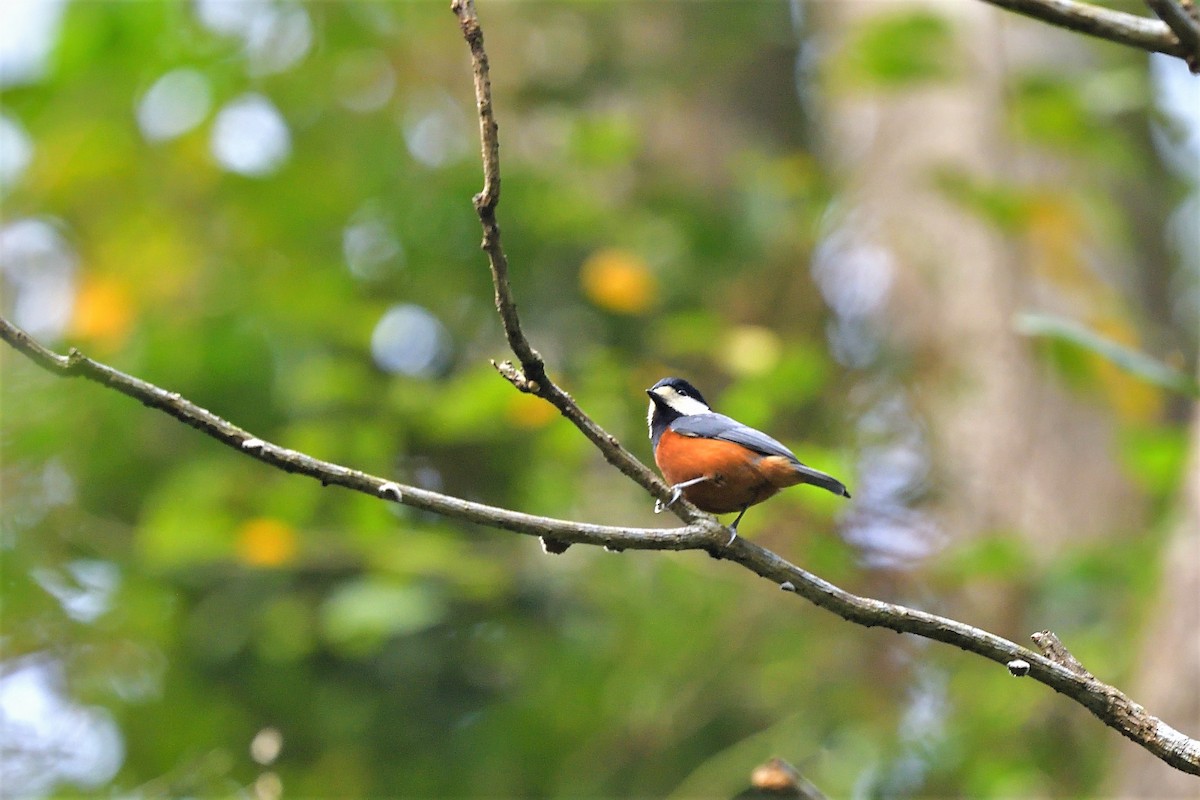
[794,463,851,498]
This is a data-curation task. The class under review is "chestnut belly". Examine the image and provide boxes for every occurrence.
[654,430,802,514]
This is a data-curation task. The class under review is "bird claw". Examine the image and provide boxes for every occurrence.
[726,527,738,546]
[654,485,684,514]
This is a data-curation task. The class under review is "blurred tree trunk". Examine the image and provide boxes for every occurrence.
[814,0,1137,563]
[816,0,1197,789]
[1112,398,1200,797]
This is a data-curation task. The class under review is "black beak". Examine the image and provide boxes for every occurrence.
[647,389,674,415]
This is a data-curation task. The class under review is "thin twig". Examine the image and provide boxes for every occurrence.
[4,0,1198,777]
[449,0,697,520]
[0,318,700,551]
[978,0,1193,63]
[1032,630,1095,679]
[2,316,1197,774]
[1146,0,1200,69]
[444,2,1200,776]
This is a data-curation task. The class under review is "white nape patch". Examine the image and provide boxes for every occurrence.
[650,386,710,416]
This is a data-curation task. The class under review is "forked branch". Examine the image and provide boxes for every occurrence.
[450,0,692,517]
[1,0,1196,779]
[445,0,1200,775]
[978,0,1200,70]
[3,313,1198,774]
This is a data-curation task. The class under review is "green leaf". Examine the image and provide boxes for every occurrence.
[1120,425,1189,495]
[319,578,446,656]
[932,168,1034,232]
[1015,312,1199,398]
[569,112,639,166]
[844,11,958,88]
[137,459,240,568]
[936,534,1035,582]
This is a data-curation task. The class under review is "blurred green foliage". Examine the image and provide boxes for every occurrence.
[840,11,959,88]
[0,2,1193,799]
[1016,311,1200,398]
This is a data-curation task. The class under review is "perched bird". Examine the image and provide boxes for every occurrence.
[647,377,850,542]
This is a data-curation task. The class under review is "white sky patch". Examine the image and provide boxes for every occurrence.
[811,215,895,321]
[210,93,291,176]
[0,217,77,340]
[0,113,34,190]
[193,0,312,75]
[0,658,124,797]
[137,68,212,143]
[402,92,470,168]
[370,304,452,377]
[1150,53,1200,181]
[343,205,404,281]
[32,560,120,624]
[0,0,66,88]
[336,50,397,113]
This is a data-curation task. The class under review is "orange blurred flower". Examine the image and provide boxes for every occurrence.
[580,248,658,315]
[70,274,134,350]
[506,393,558,429]
[236,518,297,568]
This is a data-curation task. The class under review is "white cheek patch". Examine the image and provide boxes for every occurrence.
[672,396,709,416]
[652,387,709,417]
[666,392,709,416]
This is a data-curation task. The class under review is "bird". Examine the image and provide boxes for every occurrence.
[646,377,850,543]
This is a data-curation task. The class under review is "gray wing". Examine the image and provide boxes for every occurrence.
[671,413,851,497]
[670,413,801,463]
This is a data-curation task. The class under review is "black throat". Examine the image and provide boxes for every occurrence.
[648,398,681,450]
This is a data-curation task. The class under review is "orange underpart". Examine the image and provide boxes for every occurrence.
[654,429,803,515]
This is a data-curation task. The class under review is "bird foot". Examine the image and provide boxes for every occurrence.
[655,478,709,514]
[653,485,684,514]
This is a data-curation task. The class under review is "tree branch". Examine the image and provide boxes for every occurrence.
[1146,0,1200,69]
[3,315,1198,774]
[4,0,1198,779]
[0,318,700,551]
[449,0,697,520]
[444,1,1199,776]
[978,0,1199,69]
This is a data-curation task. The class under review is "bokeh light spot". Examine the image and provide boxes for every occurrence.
[320,579,447,656]
[193,0,311,75]
[0,217,77,339]
[31,560,119,624]
[343,207,404,280]
[580,248,658,315]
[210,93,291,177]
[506,393,558,429]
[370,304,452,377]
[719,326,783,377]
[70,274,134,350]
[336,50,396,113]
[136,68,212,143]
[0,113,33,190]
[0,659,123,797]
[235,518,297,568]
[811,230,894,320]
[250,727,283,766]
[0,0,66,87]
[243,4,311,75]
[193,0,258,37]
[254,771,283,800]
[402,92,469,168]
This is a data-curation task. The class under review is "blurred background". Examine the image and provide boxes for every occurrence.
[1,1,1197,797]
